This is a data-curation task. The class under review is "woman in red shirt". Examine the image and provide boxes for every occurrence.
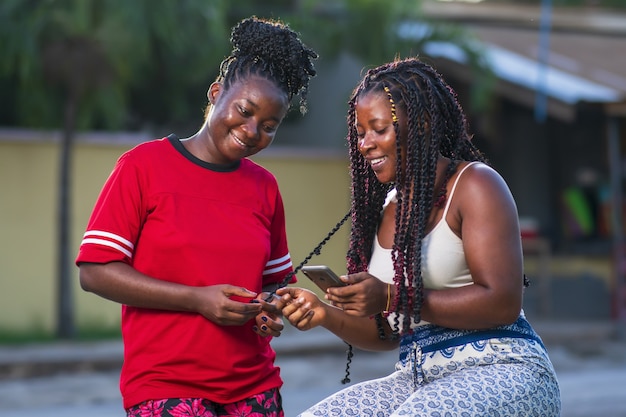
[76,16,317,416]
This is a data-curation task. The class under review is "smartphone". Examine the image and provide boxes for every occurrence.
[301,265,346,292]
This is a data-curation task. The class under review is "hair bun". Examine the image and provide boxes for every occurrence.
[218,16,317,114]
[231,17,288,59]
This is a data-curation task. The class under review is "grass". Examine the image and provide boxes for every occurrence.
[0,324,121,345]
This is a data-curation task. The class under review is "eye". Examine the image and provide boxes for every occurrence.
[356,130,365,138]
[238,105,251,116]
[263,124,278,133]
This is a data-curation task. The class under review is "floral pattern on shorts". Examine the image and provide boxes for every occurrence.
[126,387,283,417]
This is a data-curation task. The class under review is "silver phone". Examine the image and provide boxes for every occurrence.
[301,265,346,292]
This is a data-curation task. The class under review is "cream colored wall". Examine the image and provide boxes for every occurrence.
[0,133,350,334]
[3,132,613,334]
[1,141,59,332]
[72,142,141,332]
[253,151,352,282]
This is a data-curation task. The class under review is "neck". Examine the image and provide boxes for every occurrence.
[181,124,212,163]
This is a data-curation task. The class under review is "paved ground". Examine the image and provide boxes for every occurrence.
[0,320,625,416]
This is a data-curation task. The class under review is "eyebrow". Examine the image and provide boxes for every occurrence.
[357,117,390,125]
[242,98,283,123]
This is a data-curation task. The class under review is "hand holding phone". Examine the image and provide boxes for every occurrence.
[301,265,346,292]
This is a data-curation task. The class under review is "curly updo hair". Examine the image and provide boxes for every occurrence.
[346,57,488,335]
[216,16,318,114]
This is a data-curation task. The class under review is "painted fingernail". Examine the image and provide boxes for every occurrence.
[261,316,268,322]
[250,299,260,304]
[253,326,259,332]
[261,325,268,331]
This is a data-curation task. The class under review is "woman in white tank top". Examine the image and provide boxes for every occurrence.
[278,57,561,416]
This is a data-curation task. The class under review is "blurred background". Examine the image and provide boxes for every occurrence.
[0,0,625,345]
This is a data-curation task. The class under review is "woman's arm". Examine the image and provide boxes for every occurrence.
[419,163,524,329]
[277,286,398,351]
[79,261,263,326]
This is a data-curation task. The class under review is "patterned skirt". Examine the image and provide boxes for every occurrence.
[299,315,561,417]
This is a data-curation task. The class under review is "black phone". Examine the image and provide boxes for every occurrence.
[301,265,346,292]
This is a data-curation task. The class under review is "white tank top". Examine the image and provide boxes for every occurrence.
[368,161,479,328]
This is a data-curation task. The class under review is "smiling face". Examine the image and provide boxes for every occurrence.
[355,91,404,184]
[204,75,289,164]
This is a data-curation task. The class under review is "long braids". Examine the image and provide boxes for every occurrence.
[214,16,318,115]
[347,58,488,336]
[346,99,389,274]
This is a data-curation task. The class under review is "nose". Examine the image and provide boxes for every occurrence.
[358,133,375,154]
[242,120,259,141]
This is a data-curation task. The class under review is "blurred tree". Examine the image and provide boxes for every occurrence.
[230,0,495,112]
[0,0,494,132]
[0,0,494,339]
[0,0,229,338]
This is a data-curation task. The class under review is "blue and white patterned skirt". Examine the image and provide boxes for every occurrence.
[299,315,561,416]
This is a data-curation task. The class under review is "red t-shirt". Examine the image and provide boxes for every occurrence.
[76,135,294,408]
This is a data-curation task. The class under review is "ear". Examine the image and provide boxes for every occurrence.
[207,82,222,104]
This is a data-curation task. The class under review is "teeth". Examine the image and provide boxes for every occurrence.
[233,135,248,148]
[370,157,385,165]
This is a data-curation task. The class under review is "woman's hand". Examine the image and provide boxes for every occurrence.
[277,285,399,352]
[79,262,268,326]
[194,284,263,326]
[325,272,389,317]
[276,287,327,331]
[252,292,285,337]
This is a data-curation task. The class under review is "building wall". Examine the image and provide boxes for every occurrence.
[0,131,351,334]
[1,139,60,333]
[0,105,617,334]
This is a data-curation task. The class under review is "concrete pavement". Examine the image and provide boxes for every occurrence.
[0,319,625,416]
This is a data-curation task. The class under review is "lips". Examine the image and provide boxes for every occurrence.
[368,156,387,170]
[232,133,251,149]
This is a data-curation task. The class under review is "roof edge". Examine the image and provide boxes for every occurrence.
[421,1,626,36]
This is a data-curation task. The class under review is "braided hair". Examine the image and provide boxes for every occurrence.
[215,16,318,115]
[346,57,488,335]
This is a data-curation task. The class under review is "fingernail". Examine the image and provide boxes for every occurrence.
[261,316,268,322]
[261,325,268,331]
[250,299,260,304]
[253,326,259,332]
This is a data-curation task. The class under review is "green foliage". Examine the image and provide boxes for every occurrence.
[279,0,424,63]
[0,0,620,132]
[0,330,56,345]
[0,320,52,344]
[0,0,230,131]
[396,20,497,112]
[0,324,121,345]
[0,0,496,131]
[285,0,495,112]
[121,0,231,133]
